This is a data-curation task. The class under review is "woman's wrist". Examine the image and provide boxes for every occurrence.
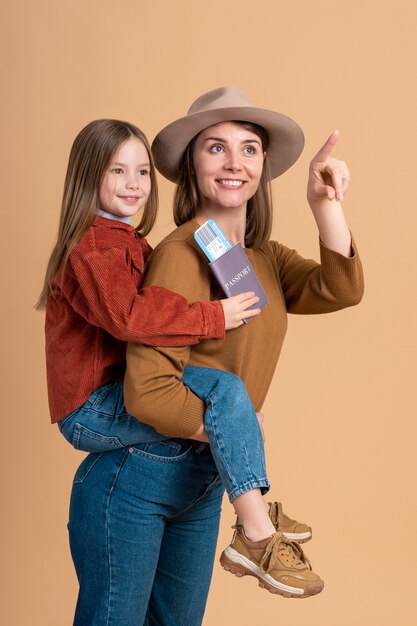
[187,424,209,443]
[309,199,352,257]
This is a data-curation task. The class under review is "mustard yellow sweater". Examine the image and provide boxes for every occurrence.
[124,219,364,438]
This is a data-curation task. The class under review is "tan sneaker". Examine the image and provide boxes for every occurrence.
[269,501,312,544]
[220,527,324,598]
[235,501,312,544]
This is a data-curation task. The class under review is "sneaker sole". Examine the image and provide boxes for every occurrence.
[282,530,312,544]
[220,546,324,598]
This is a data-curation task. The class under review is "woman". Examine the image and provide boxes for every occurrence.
[69,87,364,625]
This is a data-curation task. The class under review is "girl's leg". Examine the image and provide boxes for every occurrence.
[68,440,222,626]
[182,367,269,502]
[58,380,166,453]
[181,369,323,598]
[182,366,275,540]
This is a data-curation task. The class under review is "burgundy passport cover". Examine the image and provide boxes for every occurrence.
[209,243,269,314]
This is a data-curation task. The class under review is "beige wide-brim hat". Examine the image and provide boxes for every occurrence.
[152,86,305,182]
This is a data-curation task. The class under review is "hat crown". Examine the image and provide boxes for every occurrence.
[187,86,253,116]
[153,86,304,182]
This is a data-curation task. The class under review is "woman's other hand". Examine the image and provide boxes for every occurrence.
[188,423,209,443]
[256,411,265,442]
[221,292,260,330]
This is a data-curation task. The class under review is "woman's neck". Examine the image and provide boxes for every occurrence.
[194,205,247,247]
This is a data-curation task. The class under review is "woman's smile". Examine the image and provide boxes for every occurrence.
[215,178,246,189]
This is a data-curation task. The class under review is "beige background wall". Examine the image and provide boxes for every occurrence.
[1,1,416,624]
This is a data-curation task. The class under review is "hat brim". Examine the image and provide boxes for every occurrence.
[152,106,305,182]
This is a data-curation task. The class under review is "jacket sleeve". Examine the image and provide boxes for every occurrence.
[124,241,209,438]
[273,237,364,314]
[62,244,225,346]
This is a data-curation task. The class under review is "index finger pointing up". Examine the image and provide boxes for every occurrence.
[312,129,340,163]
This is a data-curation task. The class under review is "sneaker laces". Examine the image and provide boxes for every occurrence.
[259,532,312,574]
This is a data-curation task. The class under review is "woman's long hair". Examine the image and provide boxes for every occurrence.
[36,119,158,309]
[173,121,273,248]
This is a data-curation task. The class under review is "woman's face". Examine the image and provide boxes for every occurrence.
[192,122,265,213]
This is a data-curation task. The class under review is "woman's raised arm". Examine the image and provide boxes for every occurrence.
[307,130,353,258]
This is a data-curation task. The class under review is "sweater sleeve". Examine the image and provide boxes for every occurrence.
[124,241,208,438]
[273,236,364,314]
[64,244,225,346]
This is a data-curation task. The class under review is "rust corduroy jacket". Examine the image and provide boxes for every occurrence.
[45,217,225,423]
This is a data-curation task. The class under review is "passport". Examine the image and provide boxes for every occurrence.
[209,243,269,313]
[194,220,269,321]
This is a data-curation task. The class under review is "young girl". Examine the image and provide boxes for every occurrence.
[37,118,260,442]
[39,119,312,621]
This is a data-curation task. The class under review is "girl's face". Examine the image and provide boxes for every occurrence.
[192,122,265,214]
[99,137,151,219]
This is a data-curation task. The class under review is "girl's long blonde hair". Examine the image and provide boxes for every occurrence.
[36,119,158,310]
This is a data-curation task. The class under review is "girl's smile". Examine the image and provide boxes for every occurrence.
[117,195,142,205]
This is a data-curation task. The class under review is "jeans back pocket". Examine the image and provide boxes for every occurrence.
[72,423,124,452]
[129,440,194,462]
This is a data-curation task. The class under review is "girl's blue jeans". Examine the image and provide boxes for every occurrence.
[59,366,270,502]
[63,367,269,625]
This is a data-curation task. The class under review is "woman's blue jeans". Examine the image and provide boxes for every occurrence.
[64,367,269,624]
[69,441,224,626]
[59,367,269,502]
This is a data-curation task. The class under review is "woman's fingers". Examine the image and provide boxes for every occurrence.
[308,131,350,203]
[256,412,265,441]
[255,411,264,424]
[311,129,339,164]
[323,158,350,201]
